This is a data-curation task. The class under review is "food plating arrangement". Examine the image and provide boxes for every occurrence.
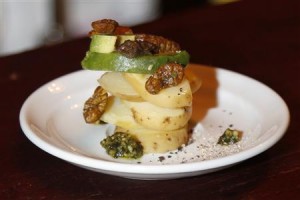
[81,19,202,159]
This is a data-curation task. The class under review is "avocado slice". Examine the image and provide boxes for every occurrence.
[81,51,190,74]
[89,35,117,53]
[117,35,135,45]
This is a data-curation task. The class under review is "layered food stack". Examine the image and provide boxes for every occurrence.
[81,19,201,159]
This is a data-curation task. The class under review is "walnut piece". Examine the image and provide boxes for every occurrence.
[145,63,184,94]
[83,86,108,123]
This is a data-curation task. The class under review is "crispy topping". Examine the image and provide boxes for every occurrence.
[117,40,159,58]
[136,34,181,54]
[114,26,133,35]
[145,63,185,94]
[83,86,108,123]
[89,19,181,58]
[91,19,118,35]
[89,19,133,36]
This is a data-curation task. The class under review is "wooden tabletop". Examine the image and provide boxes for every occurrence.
[1,0,299,199]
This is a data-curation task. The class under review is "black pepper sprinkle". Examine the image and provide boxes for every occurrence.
[158,156,165,162]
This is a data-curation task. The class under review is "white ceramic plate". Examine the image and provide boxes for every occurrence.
[19,64,290,180]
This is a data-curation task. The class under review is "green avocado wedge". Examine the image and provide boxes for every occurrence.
[81,51,190,74]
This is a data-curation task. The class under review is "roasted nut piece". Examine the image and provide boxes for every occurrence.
[138,40,159,55]
[83,86,108,123]
[117,40,159,58]
[114,26,133,35]
[136,34,181,54]
[116,40,142,58]
[91,19,118,35]
[89,19,133,36]
[145,63,184,94]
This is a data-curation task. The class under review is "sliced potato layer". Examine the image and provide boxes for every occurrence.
[101,97,189,153]
[123,73,192,108]
[98,71,201,104]
[98,72,143,101]
[116,126,188,153]
[97,67,201,155]
[100,96,143,129]
[123,100,191,131]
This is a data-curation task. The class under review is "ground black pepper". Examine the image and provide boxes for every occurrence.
[158,156,165,162]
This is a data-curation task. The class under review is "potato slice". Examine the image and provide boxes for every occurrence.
[123,100,192,131]
[116,126,189,153]
[123,73,192,108]
[101,97,189,153]
[100,96,143,129]
[98,72,143,101]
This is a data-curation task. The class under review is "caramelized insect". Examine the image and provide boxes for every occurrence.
[114,26,133,35]
[135,34,181,54]
[89,19,132,36]
[117,40,159,58]
[83,86,108,123]
[145,63,184,94]
[89,19,179,56]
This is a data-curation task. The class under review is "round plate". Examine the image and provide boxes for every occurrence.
[19,64,290,180]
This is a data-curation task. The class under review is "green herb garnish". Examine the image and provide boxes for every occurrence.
[101,132,143,159]
[217,128,242,145]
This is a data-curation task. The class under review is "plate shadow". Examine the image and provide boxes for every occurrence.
[187,63,219,128]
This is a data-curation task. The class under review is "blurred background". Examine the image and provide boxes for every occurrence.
[0,0,237,56]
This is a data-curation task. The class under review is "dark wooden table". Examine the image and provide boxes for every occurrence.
[1,0,299,199]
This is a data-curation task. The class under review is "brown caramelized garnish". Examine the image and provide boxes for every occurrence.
[89,19,132,36]
[83,86,108,123]
[89,19,180,57]
[91,19,118,34]
[145,63,185,94]
[114,26,133,35]
[135,34,181,54]
[117,40,159,58]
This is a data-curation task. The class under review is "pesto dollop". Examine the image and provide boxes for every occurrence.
[100,132,143,159]
[217,128,242,145]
